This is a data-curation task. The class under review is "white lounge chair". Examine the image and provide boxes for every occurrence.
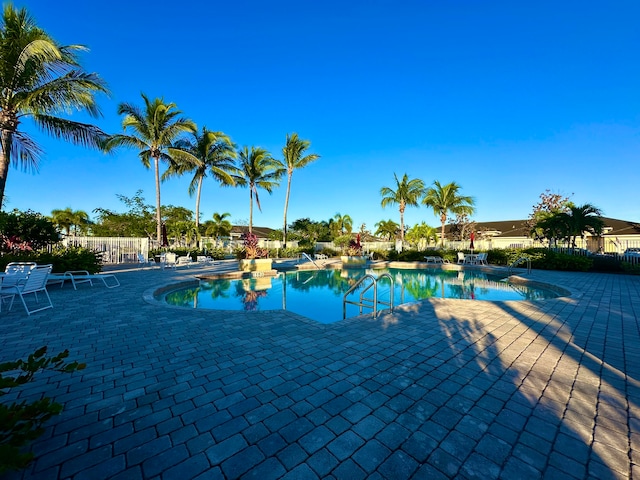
[61,270,120,288]
[176,255,193,268]
[0,264,53,315]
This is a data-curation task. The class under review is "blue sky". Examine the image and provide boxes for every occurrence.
[7,0,640,232]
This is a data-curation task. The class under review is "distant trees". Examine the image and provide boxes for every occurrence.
[330,213,353,238]
[374,219,399,241]
[50,208,90,235]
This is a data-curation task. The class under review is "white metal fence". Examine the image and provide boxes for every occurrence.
[62,236,150,264]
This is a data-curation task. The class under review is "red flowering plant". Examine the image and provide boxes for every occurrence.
[242,232,269,259]
[0,235,33,254]
[345,234,363,256]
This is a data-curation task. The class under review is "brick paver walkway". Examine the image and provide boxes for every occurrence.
[1,262,638,479]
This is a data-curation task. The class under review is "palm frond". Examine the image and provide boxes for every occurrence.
[32,114,106,148]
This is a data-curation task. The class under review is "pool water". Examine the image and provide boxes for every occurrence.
[161,268,561,324]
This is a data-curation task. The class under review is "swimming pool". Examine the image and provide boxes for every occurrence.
[160,268,563,324]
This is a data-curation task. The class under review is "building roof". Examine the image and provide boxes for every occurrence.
[446,217,640,238]
[230,226,276,238]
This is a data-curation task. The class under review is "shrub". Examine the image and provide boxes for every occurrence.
[0,347,85,473]
[0,246,102,273]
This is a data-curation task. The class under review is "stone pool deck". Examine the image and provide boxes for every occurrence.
[1,261,638,479]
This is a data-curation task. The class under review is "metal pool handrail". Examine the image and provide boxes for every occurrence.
[343,273,394,319]
[508,256,532,275]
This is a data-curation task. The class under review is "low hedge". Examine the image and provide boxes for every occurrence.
[0,247,102,274]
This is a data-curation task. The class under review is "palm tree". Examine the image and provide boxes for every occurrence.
[423,181,475,247]
[280,133,320,247]
[0,4,109,207]
[164,127,238,230]
[50,208,74,235]
[540,203,604,250]
[50,208,90,235]
[102,94,196,243]
[380,173,425,244]
[205,212,232,241]
[236,146,283,233]
[375,219,400,241]
[330,213,353,238]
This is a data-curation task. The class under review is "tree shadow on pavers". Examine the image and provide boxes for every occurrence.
[372,299,622,479]
[490,297,636,480]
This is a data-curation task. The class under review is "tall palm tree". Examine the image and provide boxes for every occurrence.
[423,181,475,247]
[380,173,425,244]
[0,4,109,207]
[280,133,320,247]
[164,127,238,229]
[236,146,283,233]
[102,94,196,243]
[330,213,353,238]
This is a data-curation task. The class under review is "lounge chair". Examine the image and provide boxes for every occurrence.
[176,255,193,268]
[60,270,120,288]
[0,264,53,315]
[475,253,488,265]
[424,256,444,264]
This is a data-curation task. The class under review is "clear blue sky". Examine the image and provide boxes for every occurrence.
[7,0,640,232]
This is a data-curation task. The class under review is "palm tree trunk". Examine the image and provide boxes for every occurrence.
[249,188,254,233]
[154,156,162,244]
[0,128,13,209]
[195,177,203,230]
[399,208,405,243]
[440,213,447,247]
[282,174,292,248]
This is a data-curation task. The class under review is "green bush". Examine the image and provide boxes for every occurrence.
[0,246,102,273]
[0,347,85,473]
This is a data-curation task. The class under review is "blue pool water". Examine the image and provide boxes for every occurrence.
[161,268,562,324]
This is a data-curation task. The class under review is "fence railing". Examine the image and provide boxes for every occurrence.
[62,236,150,264]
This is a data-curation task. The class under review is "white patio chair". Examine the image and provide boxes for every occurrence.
[457,252,466,264]
[137,253,154,268]
[0,264,53,315]
[163,252,177,269]
[176,255,193,268]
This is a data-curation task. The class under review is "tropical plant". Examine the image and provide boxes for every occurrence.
[280,133,320,247]
[330,213,353,238]
[0,209,58,250]
[537,203,604,250]
[205,212,232,239]
[236,146,283,232]
[423,181,475,247]
[527,189,573,241]
[102,94,196,243]
[50,208,89,235]
[375,219,399,241]
[405,222,438,249]
[0,347,85,473]
[164,127,239,229]
[0,4,109,209]
[380,173,425,243]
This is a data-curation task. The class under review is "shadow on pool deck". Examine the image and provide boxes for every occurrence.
[1,262,638,479]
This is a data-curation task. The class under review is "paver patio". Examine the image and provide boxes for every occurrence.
[1,261,638,479]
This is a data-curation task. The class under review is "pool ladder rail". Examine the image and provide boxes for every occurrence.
[343,273,394,319]
[508,256,532,275]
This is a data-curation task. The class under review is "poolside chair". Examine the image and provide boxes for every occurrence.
[163,252,177,269]
[457,252,466,264]
[176,255,193,268]
[0,264,53,315]
[61,270,120,288]
[137,253,154,268]
[475,253,488,265]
